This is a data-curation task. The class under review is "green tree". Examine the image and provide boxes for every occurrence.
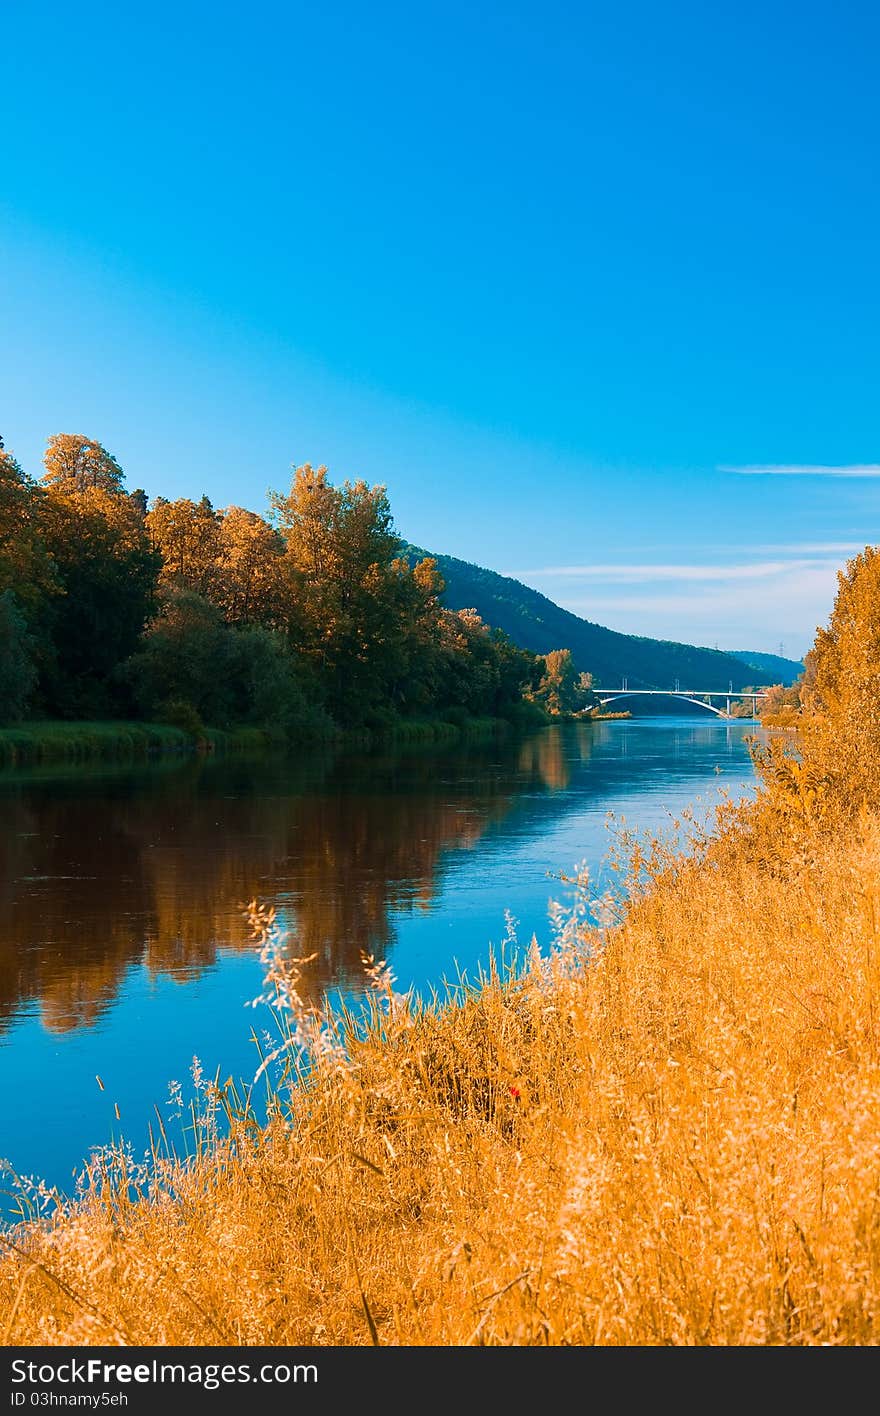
[434,608,538,718]
[224,623,331,736]
[0,590,38,722]
[124,589,329,737]
[124,590,227,722]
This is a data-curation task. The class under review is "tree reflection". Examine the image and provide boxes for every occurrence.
[0,739,545,1031]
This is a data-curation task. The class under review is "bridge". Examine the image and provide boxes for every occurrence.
[597,687,770,718]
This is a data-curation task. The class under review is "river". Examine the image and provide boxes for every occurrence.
[0,717,759,1208]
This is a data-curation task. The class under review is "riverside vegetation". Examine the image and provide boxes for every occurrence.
[0,432,607,763]
[1,547,880,1345]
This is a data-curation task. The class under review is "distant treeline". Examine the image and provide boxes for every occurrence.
[0,433,586,735]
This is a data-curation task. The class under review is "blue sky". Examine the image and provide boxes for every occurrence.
[2,1,878,659]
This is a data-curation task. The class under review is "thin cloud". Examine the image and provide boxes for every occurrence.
[568,570,834,615]
[557,564,839,656]
[504,559,838,583]
[720,463,880,477]
[751,542,868,554]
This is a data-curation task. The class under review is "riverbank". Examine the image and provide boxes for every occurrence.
[0,720,284,769]
[5,716,880,1344]
[0,711,540,771]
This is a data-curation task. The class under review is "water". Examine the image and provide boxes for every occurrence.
[0,717,759,1203]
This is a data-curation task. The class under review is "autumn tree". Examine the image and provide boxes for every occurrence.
[0,437,59,601]
[754,682,802,725]
[3,433,548,732]
[381,555,449,713]
[42,434,126,495]
[38,437,161,716]
[530,648,594,715]
[0,437,31,579]
[270,464,402,718]
[146,496,222,596]
[0,436,58,716]
[215,506,287,627]
[797,545,880,807]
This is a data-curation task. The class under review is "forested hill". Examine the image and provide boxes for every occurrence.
[403,546,803,691]
[732,649,805,685]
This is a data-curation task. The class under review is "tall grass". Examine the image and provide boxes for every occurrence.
[0,721,190,769]
[0,714,515,770]
[4,731,880,1344]
[383,715,507,744]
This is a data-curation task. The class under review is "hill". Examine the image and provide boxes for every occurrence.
[732,650,804,686]
[404,546,804,691]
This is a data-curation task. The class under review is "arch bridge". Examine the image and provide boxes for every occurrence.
[597,688,770,719]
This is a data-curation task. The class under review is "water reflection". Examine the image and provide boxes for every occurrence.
[0,735,578,1032]
[0,719,761,1200]
[0,721,754,1037]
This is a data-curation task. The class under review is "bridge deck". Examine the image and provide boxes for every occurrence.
[599,689,768,698]
[596,688,769,718]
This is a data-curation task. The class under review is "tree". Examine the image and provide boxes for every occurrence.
[42,434,126,495]
[432,608,538,718]
[38,439,161,716]
[755,682,801,724]
[486,627,543,716]
[0,437,57,602]
[0,437,58,712]
[0,590,38,722]
[0,436,30,560]
[797,545,880,806]
[146,496,222,596]
[123,589,329,737]
[215,506,287,627]
[530,649,595,715]
[122,590,229,723]
[270,464,402,718]
[381,555,448,714]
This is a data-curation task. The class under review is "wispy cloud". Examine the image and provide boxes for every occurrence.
[513,561,843,658]
[568,568,835,615]
[504,559,838,583]
[751,542,867,554]
[720,464,880,477]
[562,565,838,642]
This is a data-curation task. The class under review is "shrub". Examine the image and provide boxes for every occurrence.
[157,698,205,738]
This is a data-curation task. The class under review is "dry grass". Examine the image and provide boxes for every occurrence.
[4,734,880,1346]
